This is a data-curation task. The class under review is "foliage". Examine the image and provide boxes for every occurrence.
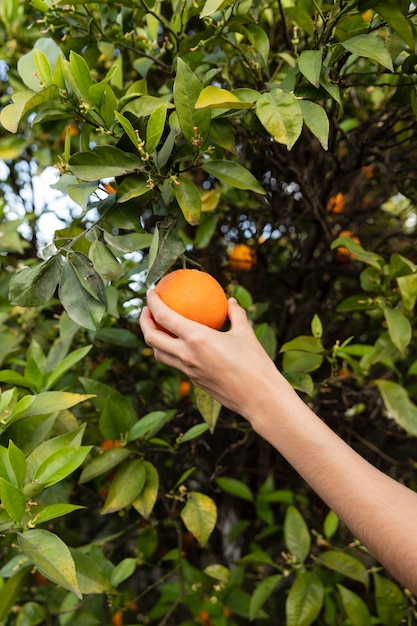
[1,0,417,624]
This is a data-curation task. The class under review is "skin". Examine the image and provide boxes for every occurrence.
[140,290,417,593]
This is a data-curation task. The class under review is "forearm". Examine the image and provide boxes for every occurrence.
[249,380,417,592]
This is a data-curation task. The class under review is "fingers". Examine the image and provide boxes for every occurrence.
[144,289,198,338]
[227,297,251,330]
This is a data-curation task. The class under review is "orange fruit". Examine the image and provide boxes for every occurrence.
[326,192,345,215]
[154,269,228,330]
[111,609,123,626]
[104,182,117,194]
[179,379,191,397]
[335,230,360,264]
[100,439,122,450]
[227,243,256,271]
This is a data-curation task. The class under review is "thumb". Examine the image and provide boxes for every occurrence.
[227,297,250,328]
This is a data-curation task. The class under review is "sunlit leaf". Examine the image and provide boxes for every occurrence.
[175,175,201,225]
[173,58,211,147]
[256,89,303,150]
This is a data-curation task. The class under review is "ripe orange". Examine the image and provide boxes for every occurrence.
[326,192,345,215]
[227,243,256,271]
[154,269,228,330]
[336,230,360,264]
[111,609,123,626]
[179,379,191,397]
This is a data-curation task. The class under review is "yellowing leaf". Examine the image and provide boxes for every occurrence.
[194,386,221,433]
[180,491,217,546]
[132,461,159,520]
[17,529,81,598]
[195,86,252,110]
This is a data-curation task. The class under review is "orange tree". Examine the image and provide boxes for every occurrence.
[1,0,417,624]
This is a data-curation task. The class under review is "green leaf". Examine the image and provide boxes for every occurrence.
[282,350,323,374]
[127,410,175,442]
[68,50,95,100]
[146,216,186,287]
[89,240,122,281]
[17,529,81,598]
[59,260,106,331]
[180,491,217,547]
[26,424,86,480]
[373,572,406,626]
[250,574,282,621]
[0,478,26,522]
[33,47,53,87]
[202,160,265,194]
[89,81,117,128]
[194,386,222,433]
[9,391,93,425]
[44,345,92,391]
[375,379,417,436]
[254,323,277,360]
[69,146,143,181]
[34,446,92,487]
[17,37,62,91]
[341,34,393,72]
[103,230,153,252]
[175,175,201,226]
[317,550,369,587]
[373,1,415,50]
[216,477,253,502]
[173,57,211,147]
[180,422,210,443]
[323,509,339,540]
[78,447,131,484]
[244,23,270,67]
[8,440,27,487]
[110,557,137,587]
[299,100,329,150]
[0,85,59,133]
[337,585,370,626]
[132,460,159,520]
[298,50,322,88]
[286,571,324,626]
[32,503,85,526]
[71,548,113,595]
[146,104,167,153]
[204,563,231,583]
[397,273,417,311]
[0,567,30,622]
[101,458,147,514]
[195,85,252,109]
[284,505,311,563]
[256,89,303,150]
[114,110,139,149]
[330,236,383,268]
[9,255,62,307]
[200,0,234,18]
[382,306,411,354]
[281,335,324,354]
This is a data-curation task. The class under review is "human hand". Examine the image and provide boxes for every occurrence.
[139,290,283,418]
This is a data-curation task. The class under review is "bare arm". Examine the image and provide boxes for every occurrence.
[140,290,417,593]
